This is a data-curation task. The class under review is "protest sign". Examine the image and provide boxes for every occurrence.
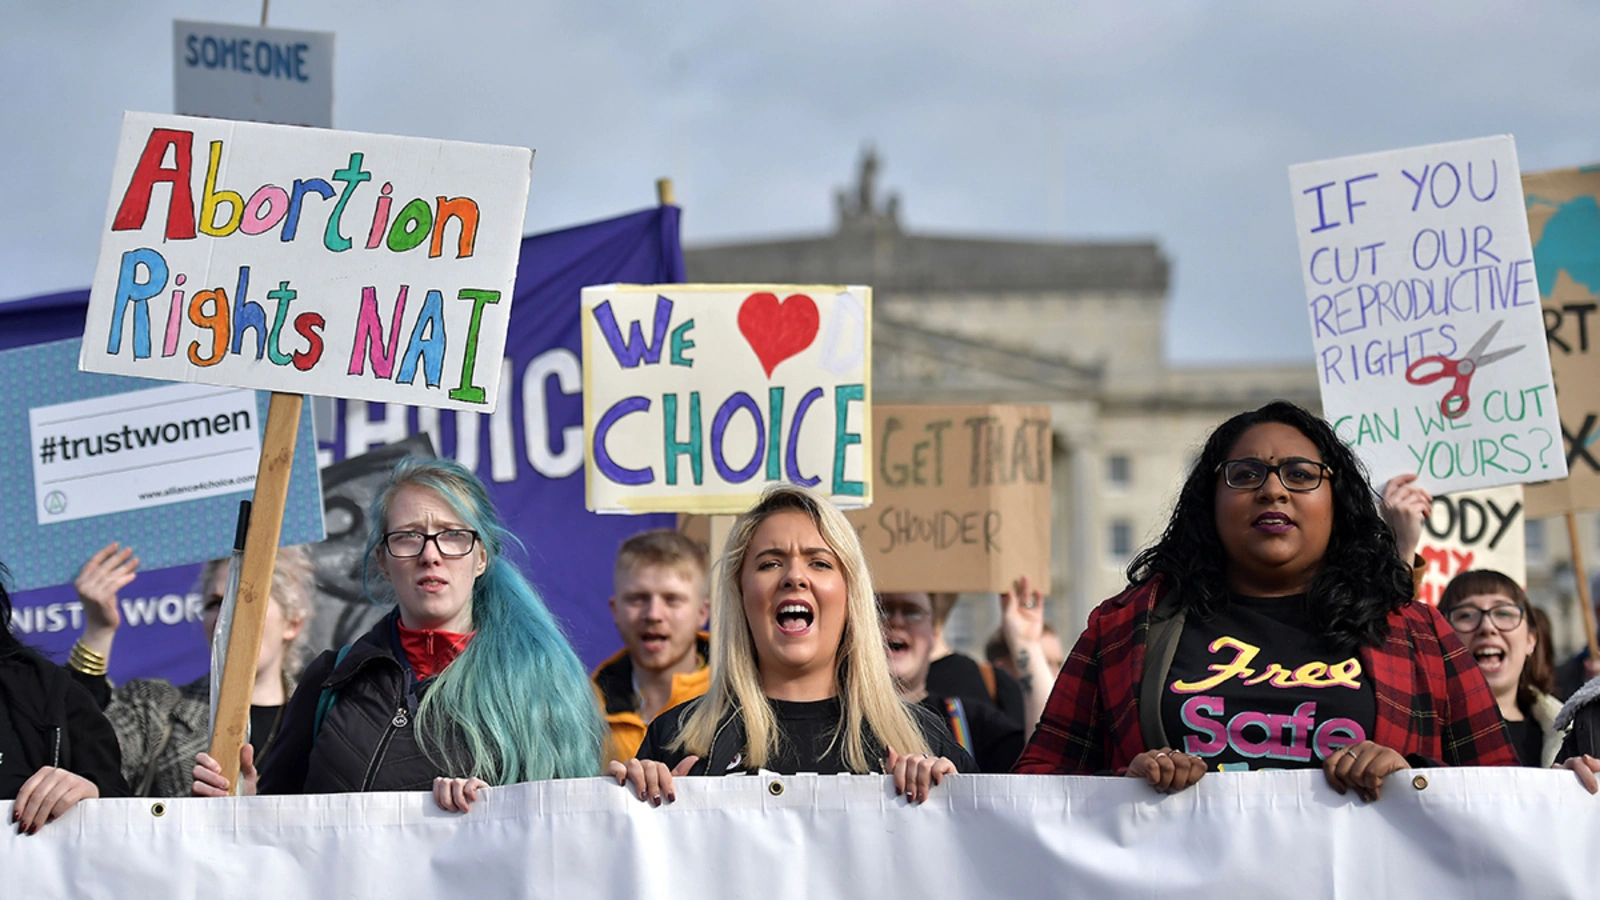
[4,205,685,676]
[581,284,872,514]
[1290,136,1566,494]
[6,771,1600,899]
[0,338,324,593]
[173,21,334,128]
[845,404,1051,592]
[81,112,532,412]
[1414,483,1525,606]
[1523,165,1600,518]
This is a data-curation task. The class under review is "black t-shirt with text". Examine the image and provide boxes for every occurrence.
[1160,593,1376,772]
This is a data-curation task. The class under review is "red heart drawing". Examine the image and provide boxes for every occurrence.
[738,292,820,377]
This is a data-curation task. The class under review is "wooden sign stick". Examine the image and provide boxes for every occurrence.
[208,391,303,791]
[1568,511,1600,662]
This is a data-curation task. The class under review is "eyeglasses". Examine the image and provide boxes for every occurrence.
[1216,458,1331,493]
[879,604,931,626]
[382,529,480,559]
[1445,604,1526,633]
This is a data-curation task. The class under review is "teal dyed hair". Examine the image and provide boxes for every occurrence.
[363,456,605,782]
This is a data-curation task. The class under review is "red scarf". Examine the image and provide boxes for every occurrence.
[397,622,475,679]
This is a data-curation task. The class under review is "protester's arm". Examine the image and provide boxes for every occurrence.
[1011,606,1109,775]
[1378,474,1430,566]
[1000,574,1054,741]
[73,542,138,661]
[62,674,130,798]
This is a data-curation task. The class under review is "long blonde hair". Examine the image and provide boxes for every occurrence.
[673,484,931,771]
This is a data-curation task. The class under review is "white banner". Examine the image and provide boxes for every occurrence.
[5,771,1598,898]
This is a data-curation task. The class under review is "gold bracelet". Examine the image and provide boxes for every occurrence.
[68,640,109,677]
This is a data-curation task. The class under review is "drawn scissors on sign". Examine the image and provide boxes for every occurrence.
[1404,320,1524,420]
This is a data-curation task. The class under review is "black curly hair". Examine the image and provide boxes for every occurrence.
[0,559,22,659]
[1126,400,1413,654]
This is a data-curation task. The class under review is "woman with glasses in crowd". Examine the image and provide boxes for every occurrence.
[610,484,973,806]
[1435,571,1560,768]
[194,457,606,811]
[1014,401,1518,800]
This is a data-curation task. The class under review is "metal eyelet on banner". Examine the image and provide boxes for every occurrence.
[768,780,784,796]
[1412,775,1428,791]
[151,802,167,817]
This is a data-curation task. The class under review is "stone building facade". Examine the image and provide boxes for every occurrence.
[684,152,1320,651]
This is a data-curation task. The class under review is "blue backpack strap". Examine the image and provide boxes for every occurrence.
[312,644,354,743]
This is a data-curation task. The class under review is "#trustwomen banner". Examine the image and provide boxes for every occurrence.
[1292,135,1566,494]
[5,771,1600,899]
[82,112,532,411]
[0,337,324,594]
[582,284,872,514]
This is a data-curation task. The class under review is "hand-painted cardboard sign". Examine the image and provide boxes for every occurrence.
[0,338,324,592]
[1414,484,1526,607]
[844,404,1051,593]
[1290,136,1566,494]
[173,20,334,128]
[81,112,532,412]
[1522,165,1600,518]
[581,284,871,514]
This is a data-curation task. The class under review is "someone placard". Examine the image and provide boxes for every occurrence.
[173,20,334,128]
[581,284,871,514]
[81,112,531,412]
[0,338,324,592]
[1291,136,1566,494]
[846,404,1051,592]
[1414,484,1526,606]
[1522,165,1600,518]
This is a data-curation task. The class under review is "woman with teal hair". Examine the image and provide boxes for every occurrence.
[195,457,605,810]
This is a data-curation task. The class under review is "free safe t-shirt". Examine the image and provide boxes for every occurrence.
[1160,593,1376,772]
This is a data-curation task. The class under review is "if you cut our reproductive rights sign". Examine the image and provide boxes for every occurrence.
[1289,135,1566,493]
[80,112,533,412]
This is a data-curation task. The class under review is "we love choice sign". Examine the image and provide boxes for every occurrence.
[580,284,872,514]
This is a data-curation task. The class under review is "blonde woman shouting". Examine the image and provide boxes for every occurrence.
[610,485,972,804]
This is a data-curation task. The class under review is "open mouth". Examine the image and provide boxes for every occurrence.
[1473,647,1507,672]
[776,601,815,635]
[639,631,670,652]
[418,576,449,591]
[886,638,910,655]
[1252,511,1295,534]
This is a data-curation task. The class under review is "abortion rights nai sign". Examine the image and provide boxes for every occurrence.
[1290,136,1566,493]
[82,112,532,412]
[582,285,871,514]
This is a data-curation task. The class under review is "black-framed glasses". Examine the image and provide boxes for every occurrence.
[1216,458,1331,493]
[382,529,479,558]
[879,604,931,626]
[1445,604,1526,633]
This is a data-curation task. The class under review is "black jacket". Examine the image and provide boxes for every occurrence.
[926,653,1026,728]
[636,695,976,776]
[0,649,129,800]
[258,610,472,794]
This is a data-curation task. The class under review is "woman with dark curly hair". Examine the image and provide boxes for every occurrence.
[1013,401,1518,799]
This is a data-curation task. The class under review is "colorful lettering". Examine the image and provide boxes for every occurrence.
[447,289,500,404]
[112,129,197,240]
[348,285,408,378]
[107,248,167,358]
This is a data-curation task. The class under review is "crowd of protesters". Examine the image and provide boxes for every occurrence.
[7,400,1600,833]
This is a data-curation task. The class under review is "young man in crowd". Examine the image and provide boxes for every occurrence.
[592,530,711,764]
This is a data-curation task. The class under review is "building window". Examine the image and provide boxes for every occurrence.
[1107,454,1132,489]
[1526,519,1545,562]
[1109,519,1134,563]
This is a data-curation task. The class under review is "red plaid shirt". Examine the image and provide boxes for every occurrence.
[1014,578,1517,774]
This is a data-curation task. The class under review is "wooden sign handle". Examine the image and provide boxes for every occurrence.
[1568,512,1600,663]
[208,391,302,792]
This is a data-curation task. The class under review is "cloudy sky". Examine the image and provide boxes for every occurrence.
[4,1,1597,364]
